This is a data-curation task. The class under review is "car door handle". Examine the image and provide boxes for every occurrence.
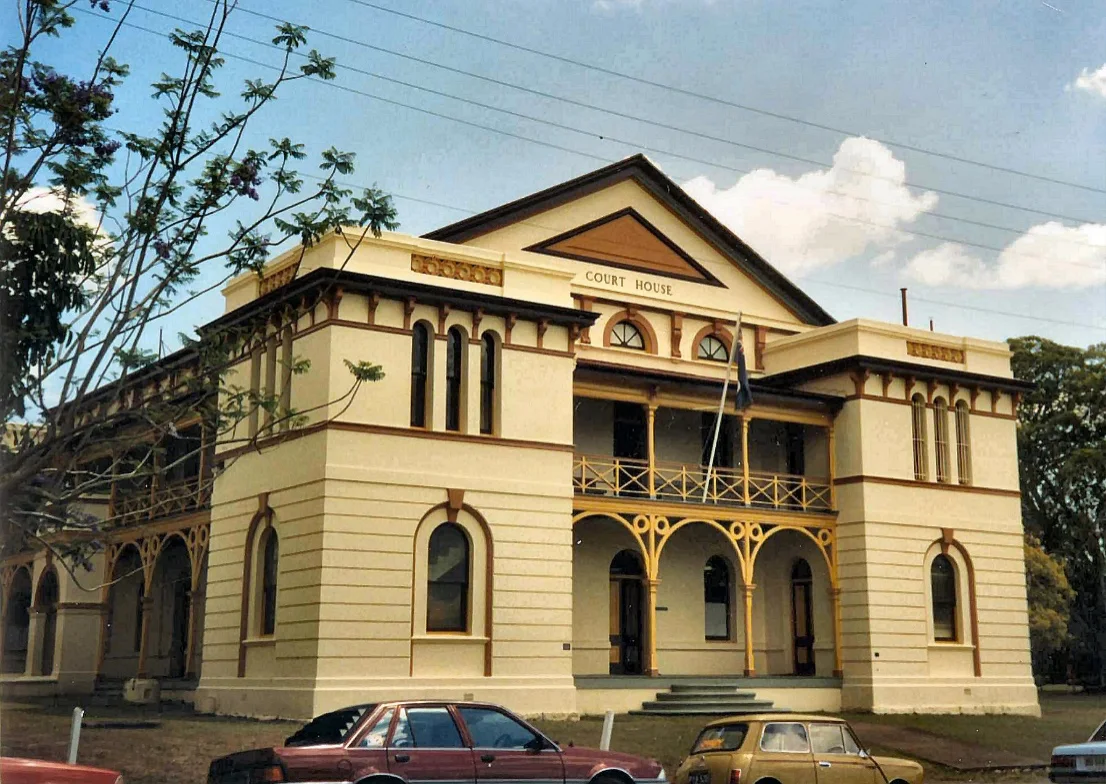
[394,754,411,763]
[818,762,832,768]
[481,754,496,763]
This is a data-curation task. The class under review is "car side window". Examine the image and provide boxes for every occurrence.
[391,707,465,749]
[1093,721,1106,743]
[760,723,810,753]
[692,724,749,754]
[810,724,846,755]
[843,728,862,755]
[358,708,394,748]
[458,707,539,749]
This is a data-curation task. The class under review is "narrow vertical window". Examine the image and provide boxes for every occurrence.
[911,394,928,481]
[955,401,972,485]
[934,397,950,483]
[930,554,957,641]
[480,332,497,435]
[410,323,429,427]
[261,529,279,636]
[427,523,469,632]
[704,556,731,640]
[445,327,464,432]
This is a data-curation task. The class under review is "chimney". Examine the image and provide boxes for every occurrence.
[900,288,909,327]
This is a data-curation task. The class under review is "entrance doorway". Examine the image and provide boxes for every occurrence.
[609,549,644,675]
[791,559,815,675]
[168,579,190,678]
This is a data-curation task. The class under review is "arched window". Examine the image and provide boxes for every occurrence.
[410,323,430,428]
[260,529,279,636]
[427,523,469,632]
[911,394,928,481]
[698,335,729,362]
[610,321,645,350]
[955,400,972,485]
[445,327,465,432]
[704,556,731,640]
[934,397,951,483]
[480,332,497,435]
[930,554,957,641]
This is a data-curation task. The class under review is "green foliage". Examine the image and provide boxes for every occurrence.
[1011,336,1106,685]
[1025,534,1075,671]
[344,359,385,383]
[0,0,394,567]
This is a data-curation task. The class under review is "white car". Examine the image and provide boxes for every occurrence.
[1051,718,1106,783]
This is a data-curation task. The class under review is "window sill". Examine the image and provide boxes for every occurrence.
[242,636,277,647]
[412,634,488,644]
[928,641,973,649]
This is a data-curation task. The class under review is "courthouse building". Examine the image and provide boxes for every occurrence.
[0,156,1039,717]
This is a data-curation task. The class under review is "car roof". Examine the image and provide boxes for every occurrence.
[702,713,847,727]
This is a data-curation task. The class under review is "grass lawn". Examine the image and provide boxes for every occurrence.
[1,693,1102,784]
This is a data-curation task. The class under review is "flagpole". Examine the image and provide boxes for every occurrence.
[702,313,742,503]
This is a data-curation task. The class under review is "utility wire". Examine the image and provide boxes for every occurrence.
[184,0,1105,234]
[100,6,1106,273]
[342,0,1106,196]
[73,6,1106,327]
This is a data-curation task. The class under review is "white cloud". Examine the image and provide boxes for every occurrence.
[682,137,938,276]
[904,222,1106,289]
[13,186,103,232]
[1068,64,1106,98]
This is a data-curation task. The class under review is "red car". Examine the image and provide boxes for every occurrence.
[0,757,123,784]
[208,700,667,784]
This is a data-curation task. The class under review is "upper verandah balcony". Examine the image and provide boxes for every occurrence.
[572,392,836,516]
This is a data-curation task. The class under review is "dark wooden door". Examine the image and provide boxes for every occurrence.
[609,578,643,675]
[169,580,190,678]
[791,559,815,675]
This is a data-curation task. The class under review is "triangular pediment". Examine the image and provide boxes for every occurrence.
[523,208,721,285]
[423,155,834,327]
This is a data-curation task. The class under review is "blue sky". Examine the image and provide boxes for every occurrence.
[16,0,1106,349]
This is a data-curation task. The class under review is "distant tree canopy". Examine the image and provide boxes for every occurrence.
[1024,534,1075,676]
[1011,336,1106,686]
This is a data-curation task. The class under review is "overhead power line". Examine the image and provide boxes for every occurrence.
[341,0,1106,197]
[101,5,1106,273]
[185,0,1104,234]
[75,13,1106,332]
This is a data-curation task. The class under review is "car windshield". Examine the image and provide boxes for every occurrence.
[285,704,376,747]
[691,724,749,754]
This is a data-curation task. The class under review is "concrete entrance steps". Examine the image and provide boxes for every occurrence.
[630,681,788,716]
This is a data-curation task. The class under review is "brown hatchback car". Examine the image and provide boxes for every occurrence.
[209,700,667,784]
[674,715,923,784]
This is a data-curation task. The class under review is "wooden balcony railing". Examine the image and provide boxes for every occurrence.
[110,476,211,526]
[573,454,833,512]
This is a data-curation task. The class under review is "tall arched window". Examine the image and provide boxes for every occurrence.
[955,401,972,485]
[410,323,430,428]
[934,397,951,483]
[445,327,465,432]
[930,554,957,641]
[260,529,279,636]
[697,335,729,362]
[610,321,645,350]
[480,332,497,435]
[427,523,470,632]
[911,394,928,481]
[704,556,731,640]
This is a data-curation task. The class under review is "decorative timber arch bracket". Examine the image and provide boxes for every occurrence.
[571,511,842,678]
